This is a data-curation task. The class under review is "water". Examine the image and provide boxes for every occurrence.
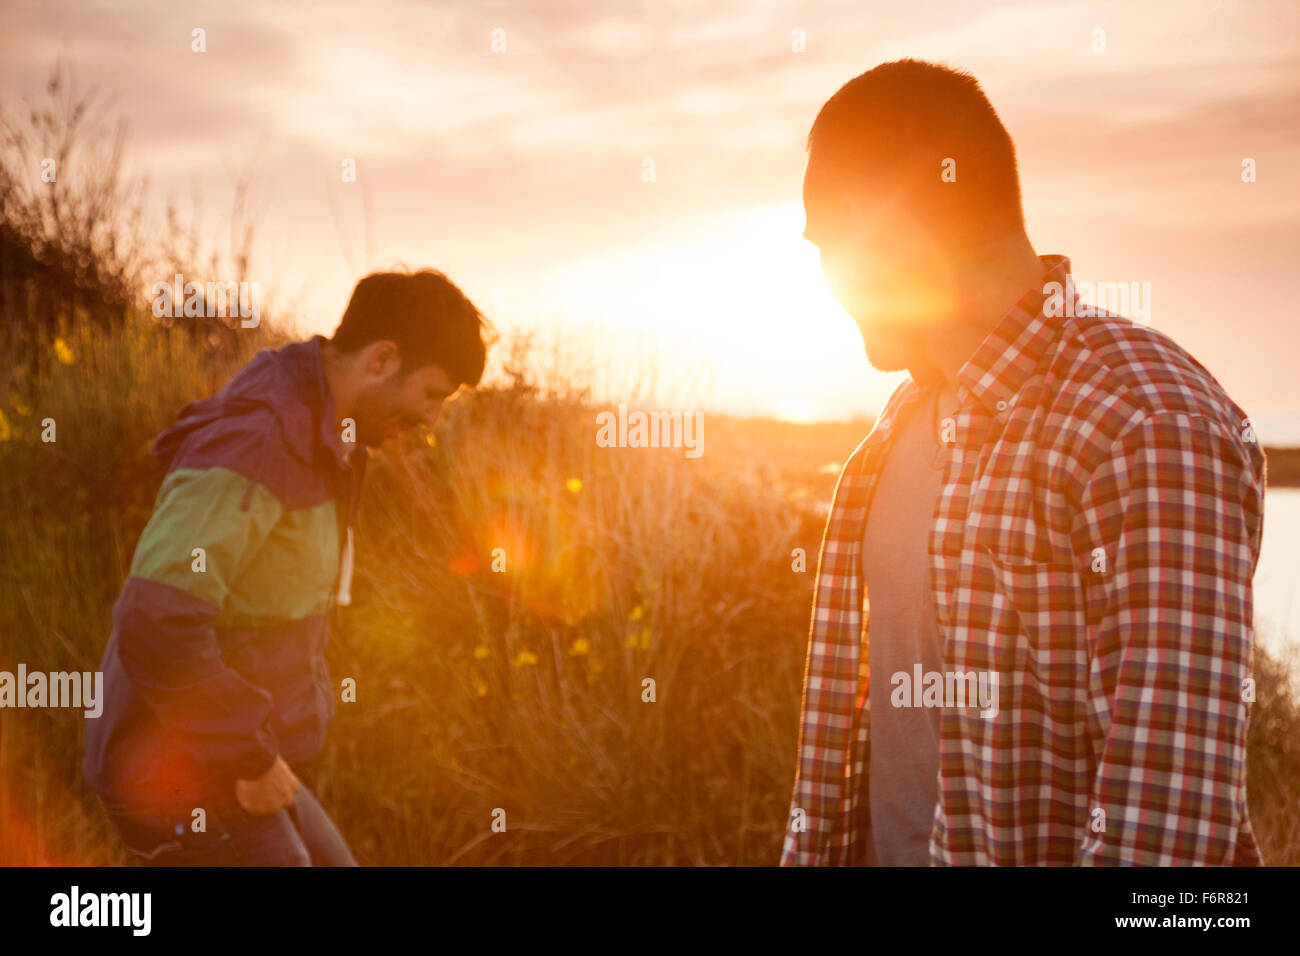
[1255,487,1300,661]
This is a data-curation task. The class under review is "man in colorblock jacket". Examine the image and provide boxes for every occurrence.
[84,268,491,865]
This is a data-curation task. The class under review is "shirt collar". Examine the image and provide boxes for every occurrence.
[953,254,1072,417]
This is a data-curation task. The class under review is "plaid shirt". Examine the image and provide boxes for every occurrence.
[782,254,1266,866]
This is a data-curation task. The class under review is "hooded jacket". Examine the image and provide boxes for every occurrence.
[83,336,367,815]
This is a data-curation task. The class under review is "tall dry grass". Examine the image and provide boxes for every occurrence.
[0,318,824,864]
[2,319,1298,865]
[325,336,819,864]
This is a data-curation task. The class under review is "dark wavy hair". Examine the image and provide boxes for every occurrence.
[330,268,495,386]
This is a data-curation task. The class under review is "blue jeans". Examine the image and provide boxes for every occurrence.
[105,786,358,866]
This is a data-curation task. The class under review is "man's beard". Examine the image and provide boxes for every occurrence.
[858,321,922,373]
[352,389,399,447]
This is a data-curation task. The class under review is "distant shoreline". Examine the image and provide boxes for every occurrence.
[1263,447,1300,487]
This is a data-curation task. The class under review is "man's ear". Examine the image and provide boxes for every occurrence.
[365,340,402,378]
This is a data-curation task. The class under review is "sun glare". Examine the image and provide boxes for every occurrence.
[538,204,894,420]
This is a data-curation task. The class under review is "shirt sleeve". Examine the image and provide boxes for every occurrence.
[1072,410,1264,865]
[113,417,285,783]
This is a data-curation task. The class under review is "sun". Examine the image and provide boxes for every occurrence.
[535,203,899,421]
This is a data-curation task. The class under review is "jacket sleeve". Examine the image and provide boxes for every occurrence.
[113,415,286,783]
[1073,410,1264,865]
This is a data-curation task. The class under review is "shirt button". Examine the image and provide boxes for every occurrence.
[995,400,1008,411]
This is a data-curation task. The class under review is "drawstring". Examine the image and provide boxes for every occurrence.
[336,526,354,606]
[335,446,365,606]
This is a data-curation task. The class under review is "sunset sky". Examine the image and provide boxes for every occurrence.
[4,0,1298,438]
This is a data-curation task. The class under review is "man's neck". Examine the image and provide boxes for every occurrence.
[912,236,1047,388]
[319,340,356,423]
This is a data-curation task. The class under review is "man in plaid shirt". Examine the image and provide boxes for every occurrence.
[784,59,1265,866]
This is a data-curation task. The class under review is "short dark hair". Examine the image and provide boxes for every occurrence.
[807,59,1025,244]
[330,268,494,387]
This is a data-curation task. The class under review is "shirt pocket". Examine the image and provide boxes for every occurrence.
[980,547,1088,706]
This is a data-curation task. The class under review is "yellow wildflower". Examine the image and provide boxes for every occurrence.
[566,477,582,493]
[474,679,488,697]
[54,338,74,365]
[473,645,490,660]
[569,637,590,657]
[513,649,538,667]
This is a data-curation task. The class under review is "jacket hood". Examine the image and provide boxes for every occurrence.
[151,337,343,469]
